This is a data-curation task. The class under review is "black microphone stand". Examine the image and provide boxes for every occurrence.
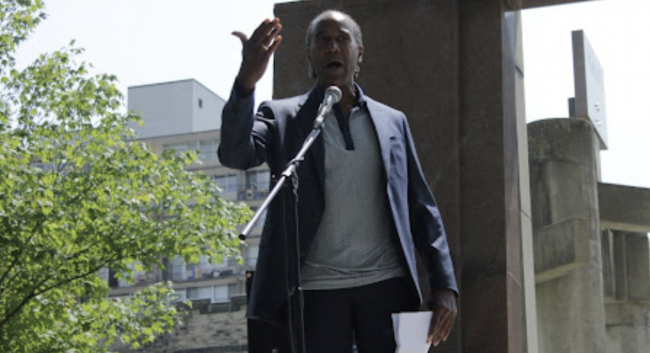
[240,107,331,353]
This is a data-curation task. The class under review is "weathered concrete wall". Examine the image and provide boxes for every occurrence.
[603,231,650,353]
[111,296,248,353]
[599,183,650,233]
[606,301,650,353]
[528,118,607,353]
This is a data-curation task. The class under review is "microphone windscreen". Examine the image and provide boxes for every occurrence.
[325,86,342,104]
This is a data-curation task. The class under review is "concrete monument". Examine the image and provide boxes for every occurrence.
[571,30,608,149]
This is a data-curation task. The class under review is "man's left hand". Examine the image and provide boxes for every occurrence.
[427,288,457,346]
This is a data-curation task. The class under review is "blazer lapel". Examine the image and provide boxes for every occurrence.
[294,89,325,191]
[366,99,393,182]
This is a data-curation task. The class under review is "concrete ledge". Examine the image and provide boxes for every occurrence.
[523,0,598,9]
[599,183,650,233]
[534,218,590,283]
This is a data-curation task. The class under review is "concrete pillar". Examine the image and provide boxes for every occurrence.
[528,118,606,353]
[274,1,535,352]
[515,9,540,353]
[457,2,532,352]
[601,229,616,299]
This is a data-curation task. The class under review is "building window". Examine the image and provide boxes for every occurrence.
[173,289,186,302]
[228,283,239,297]
[186,287,199,299]
[213,174,238,194]
[163,143,187,154]
[163,142,198,156]
[186,264,200,280]
[199,139,218,161]
[187,286,212,300]
[168,256,186,282]
[214,284,228,302]
[246,170,270,192]
[246,245,259,268]
[198,98,203,108]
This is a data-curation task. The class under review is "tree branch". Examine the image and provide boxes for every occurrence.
[0,254,120,330]
[0,162,97,284]
[0,218,44,294]
[0,180,98,294]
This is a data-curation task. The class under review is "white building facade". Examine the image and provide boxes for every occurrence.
[104,79,267,304]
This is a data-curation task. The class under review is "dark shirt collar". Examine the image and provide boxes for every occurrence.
[313,82,367,109]
[313,83,366,151]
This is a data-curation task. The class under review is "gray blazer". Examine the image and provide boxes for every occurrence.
[218,84,457,323]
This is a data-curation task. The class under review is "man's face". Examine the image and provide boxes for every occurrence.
[308,14,363,89]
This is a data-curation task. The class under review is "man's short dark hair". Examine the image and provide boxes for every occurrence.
[305,10,363,49]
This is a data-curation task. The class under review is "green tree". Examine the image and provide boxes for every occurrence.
[0,1,249,351]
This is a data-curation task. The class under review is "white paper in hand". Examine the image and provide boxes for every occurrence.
[391,311,433,353]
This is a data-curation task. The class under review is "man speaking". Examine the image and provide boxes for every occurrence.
[219,10,457,353]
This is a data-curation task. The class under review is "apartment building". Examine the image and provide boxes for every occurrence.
[103,79,268,304]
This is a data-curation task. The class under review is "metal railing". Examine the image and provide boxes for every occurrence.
[106,262,245,289]
[237,189,269,201]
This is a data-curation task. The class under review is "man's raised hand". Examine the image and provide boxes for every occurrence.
[232,18,283,95]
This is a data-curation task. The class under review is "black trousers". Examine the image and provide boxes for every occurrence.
[303,277,419,353]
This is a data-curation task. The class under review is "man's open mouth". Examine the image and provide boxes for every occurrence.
[326,61,343,68]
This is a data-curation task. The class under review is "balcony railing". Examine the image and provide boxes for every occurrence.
[107,262,245,289]
[237,189,269,201]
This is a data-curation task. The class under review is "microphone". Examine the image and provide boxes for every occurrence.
[314,86,342,128]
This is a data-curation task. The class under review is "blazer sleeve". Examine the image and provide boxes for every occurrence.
[217,83,275,170]
[403,117,458,296]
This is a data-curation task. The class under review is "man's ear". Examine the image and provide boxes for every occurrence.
[358,45,364,63]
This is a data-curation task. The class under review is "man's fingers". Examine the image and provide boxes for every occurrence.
[431,308,457,346]
[249,18,272,42]
[264,35,283,57]
[231,31,248,46]
[427,311,439,344]
[433,315,445,346]
[428,311,444,345]
[235,18,282,55]
[262,23,283,49]
[428,289,458,346]
[441,312,455,342]
[250,18,280,46]
[435,309,456,345]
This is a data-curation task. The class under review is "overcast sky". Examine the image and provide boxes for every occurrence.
[13,0,650,189]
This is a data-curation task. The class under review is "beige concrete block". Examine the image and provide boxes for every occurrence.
[534,217,590,283]
[605,302,650,353]
[536,268,607,353]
